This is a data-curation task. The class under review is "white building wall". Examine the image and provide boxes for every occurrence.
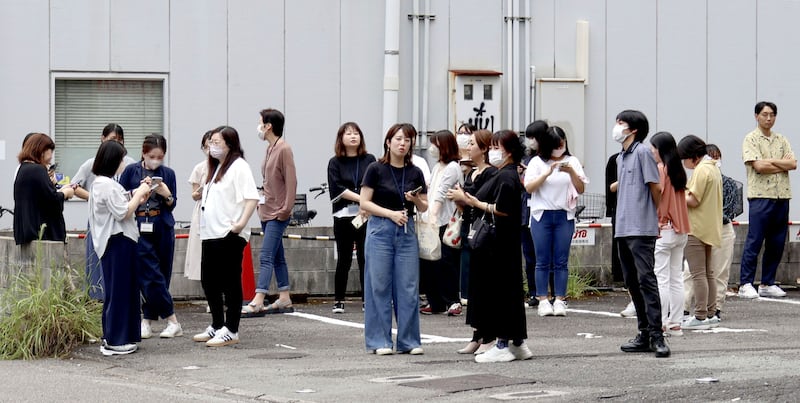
[2,0,800,231]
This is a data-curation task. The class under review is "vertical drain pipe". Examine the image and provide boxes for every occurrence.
[420,0,431,142]
[382,0,401,133]
[505,0,514,131]
[523,0,532,126]
[412,0,420,132]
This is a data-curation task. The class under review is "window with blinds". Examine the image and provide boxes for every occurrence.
[54,79,164,180]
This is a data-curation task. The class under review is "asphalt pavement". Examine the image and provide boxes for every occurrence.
[2,290,800,402]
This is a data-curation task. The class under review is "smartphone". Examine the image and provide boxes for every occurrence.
[558,161,570,169]
[351,214,365,229]
[48,163,58,173]
[409,185,423,195]
[150,176,163,191]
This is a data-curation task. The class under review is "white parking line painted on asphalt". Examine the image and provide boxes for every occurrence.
[564,308,629,318]
[691,327,768,334]
[286,312,471,344]
[756,297,800,305]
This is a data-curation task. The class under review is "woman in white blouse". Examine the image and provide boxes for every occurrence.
[88,141,151,356]
[419,130,464,316]
[523,127,588,317]
[192,126,259,348]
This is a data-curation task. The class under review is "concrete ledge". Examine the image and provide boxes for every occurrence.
[2,224,798,299]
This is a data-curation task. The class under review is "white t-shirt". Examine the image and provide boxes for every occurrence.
[412,154,431,184]
[89,176,139,258]
[524,155,589,222]
[200,158,260,241]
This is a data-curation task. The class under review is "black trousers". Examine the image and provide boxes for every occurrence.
[618,236,662,337]
[421,225,460,312]
[333,217,366,301]
[201,233,246,333]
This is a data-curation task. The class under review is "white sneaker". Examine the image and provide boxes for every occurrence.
[552,300,567,316]
[159,321,183,338]
[474,340,496,355]
[508,342,533,360]
[738,283,759,299]
[192,326,216,342]
[759,284,787,298]
[704,316,721,328]
[408,347,424,355]
[206,326,239,347]
[537,300,554,317]
[140,321,152,339]
[100,343,138,356]
[374,348,393,355]
[620,301,636,317]
[682,316,711,330]
[475,345,516,363]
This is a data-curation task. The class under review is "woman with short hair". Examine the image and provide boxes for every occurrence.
[13,132,74,246]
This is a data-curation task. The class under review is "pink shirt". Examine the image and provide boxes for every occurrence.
[258,138,297,221]
[657,164,690,234]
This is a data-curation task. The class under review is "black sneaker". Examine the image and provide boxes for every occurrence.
[650,335,671,358]
[525,296,539,308]
[332,301,345,314]
[621,333,651,353]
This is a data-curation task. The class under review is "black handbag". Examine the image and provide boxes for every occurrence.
[468,205,495,249]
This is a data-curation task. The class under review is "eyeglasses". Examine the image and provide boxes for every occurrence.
[208,140,224,146]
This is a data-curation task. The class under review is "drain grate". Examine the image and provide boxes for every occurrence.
[400,374,535,393]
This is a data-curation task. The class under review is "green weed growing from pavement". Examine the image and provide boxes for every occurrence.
[0,225,102,359]
[566,252,599,299]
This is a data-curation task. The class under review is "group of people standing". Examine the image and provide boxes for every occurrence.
[12,101,794,362]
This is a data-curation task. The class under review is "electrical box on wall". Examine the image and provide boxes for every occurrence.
[536,78,585,162]
[449,70,502,133]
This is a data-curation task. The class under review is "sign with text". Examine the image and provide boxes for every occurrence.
[790,225,800,243]
[571,227,596,246]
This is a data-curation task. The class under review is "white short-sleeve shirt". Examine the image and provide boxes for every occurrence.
[524,155,589,222]
[89,176,139,257]
[200,158,260,241]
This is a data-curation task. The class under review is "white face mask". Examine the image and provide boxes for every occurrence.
[209,144,225,160]
[456,134,471,149]
[428,144,440,160]
[257,124,267,141]
[488,149,504,166]
[144,158,162,170]
[612,124,630,143]
[552,147,566,158]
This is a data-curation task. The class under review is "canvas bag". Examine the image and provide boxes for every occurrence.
[441,210,463,249]
[417,219,441,260]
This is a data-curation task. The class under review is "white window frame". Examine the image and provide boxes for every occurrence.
[49,72,170,164]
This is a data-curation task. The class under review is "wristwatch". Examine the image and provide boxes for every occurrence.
[166,195,175,204]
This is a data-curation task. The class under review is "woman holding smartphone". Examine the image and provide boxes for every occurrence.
[89,141,151,355]
[119,134,182,339]
[524,127,588,317]
[360,123,427,355]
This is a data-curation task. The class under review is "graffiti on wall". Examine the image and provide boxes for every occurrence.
[468,102,495,132]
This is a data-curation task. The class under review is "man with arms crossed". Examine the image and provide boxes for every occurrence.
[738,101,796,299]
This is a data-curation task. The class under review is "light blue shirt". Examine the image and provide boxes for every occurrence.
[615,141,660,237]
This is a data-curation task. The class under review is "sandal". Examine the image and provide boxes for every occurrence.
[264,299,294,314]
[241,302,266,317]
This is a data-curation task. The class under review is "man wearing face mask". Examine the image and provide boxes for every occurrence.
[610,110,669,358]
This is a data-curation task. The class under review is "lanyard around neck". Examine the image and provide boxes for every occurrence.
[389,164,406,209]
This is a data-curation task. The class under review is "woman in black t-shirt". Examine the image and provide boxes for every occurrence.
[326,122,376,313]
[360,123,427,355]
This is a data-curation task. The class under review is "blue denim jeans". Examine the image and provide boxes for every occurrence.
[530,210,574,297]
[256,219,291,293]
[363,216,421,352]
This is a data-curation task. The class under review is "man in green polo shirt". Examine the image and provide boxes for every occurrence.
[738,101,797,299]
